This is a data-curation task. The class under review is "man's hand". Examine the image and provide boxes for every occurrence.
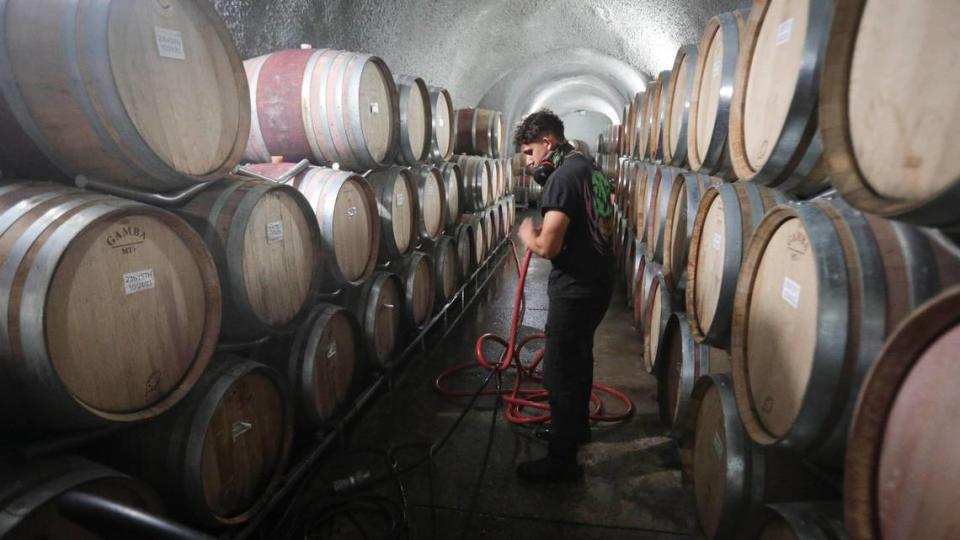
[519,211,568,259]
[518,217,538,246]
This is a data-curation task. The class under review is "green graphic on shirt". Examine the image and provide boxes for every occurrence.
[591,170,613,219]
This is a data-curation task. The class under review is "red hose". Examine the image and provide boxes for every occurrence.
[434,241,634,426]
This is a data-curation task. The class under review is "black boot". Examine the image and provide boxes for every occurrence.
[515,456,583,483]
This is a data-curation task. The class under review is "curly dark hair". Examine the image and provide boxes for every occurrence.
[513,109,565,146]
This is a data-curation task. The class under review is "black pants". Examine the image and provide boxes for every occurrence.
[543,293,611,460]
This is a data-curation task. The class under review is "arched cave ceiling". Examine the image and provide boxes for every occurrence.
[211,0,748,137]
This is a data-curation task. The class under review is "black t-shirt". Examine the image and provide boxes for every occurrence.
[540,152,615,298]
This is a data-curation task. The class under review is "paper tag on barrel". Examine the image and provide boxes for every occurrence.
[267,221,284,243]
[154,27,186,60]
[123,269,156,295]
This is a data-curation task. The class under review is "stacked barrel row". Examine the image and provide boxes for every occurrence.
[0,2,516,536]
[607,1,960,538]
[453,108,506,158]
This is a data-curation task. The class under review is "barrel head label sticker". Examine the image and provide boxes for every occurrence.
[775,18,794,47]
[231,421,253,442]
[266,221,284,243]
[154,27,186,60]
[369,102,380,115]
[123,269,155,295]
[781,276,801,309]
[396,192,405,207]
[711,232,722,251]
[346,206,358,218]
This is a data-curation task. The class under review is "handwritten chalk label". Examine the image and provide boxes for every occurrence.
[776,18,794,47]
[712,59,722,78]
[712,432,723,458]
[327,342,337,359]
[781,276,801,308]
[154,27,186,60]
[346,206,358,218]
[711,232,722,251]
[123,269,155,295]
[266,221,284,243]
[369,102,380,114]
[231,421,253,442]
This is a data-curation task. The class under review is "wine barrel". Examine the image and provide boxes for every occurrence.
[246,163,380,286]
[0,456,164,538]
[821,1,960,229]
[346,271,403,367]
[427,86,455,162]
[0,184,219,430]
[663,44,698,167]
[457,155,492,211]
[507,194,516,228]
[438,162,463,227]
[454,109,504,157]
[631,245,649,332]
[679,374,834,540]
[648,71,673,161]
[688,10,748,177]
[626,92,643,158]
[662,172,721,289]
[176,178,323,338]
[686,182,790,348]
[656,312,731,432]
[365,167,419,262]
[729,0,833,195]
[424,235,460,306]
[570,139,593,160]
[730,200,960,463]
[642,272,676,373]
[0,0,248,192]
[624,230,638,307]
[453,222,477,281]
[260,303,362,428]
[414,165,447,241]
[637,95,652,159]
[495,202,506,242]
[756,502,847,540]
[491,158,504,199]
[244,48,399,172]
[644,166,681,262]
[463,213,488,265]
[486,207,499,247]
[845,286,960,540]
[394,75,431,165]
[398,251,436,328]
[108,358,291,527]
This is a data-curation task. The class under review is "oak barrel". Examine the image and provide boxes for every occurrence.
[662,172,721,289]
[679,374,833,540]
[729,0,833,195]
[394,75,431,165]
[756,502,847,540]
[424,235,460,306]
[0,0,248,191]
[642,272,676,373]
[413,165,447,241]
[438,162,463,227]
[398,251,436,329]
[0,456,164,538]
[247,163,380,287]
[176,178,323,338]
[365,167,419,262]
[244,48,399,172]
[631,245,649,332]
[626,92,644,158]
[645,165,680,262]
[686,182,790,348]
[454,109,504,158]
[648,71,672,161]
[821,0,960,229]
[624,230,638,307]
[0,184,220,430]
[845,286,960,540]
[427,86,455,162]
[457,155,492,211]
[453,222,477,280]
[102,357,293,527]
[730,200,960,462]
[663,44,698,167]
[346,271,403,368]
[260,303,363,428]
[656,312,731,433]
[687,10,748,177]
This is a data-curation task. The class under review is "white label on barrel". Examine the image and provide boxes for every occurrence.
[346,206,358,218]
[369,102,380,114]
[327,342,337,358]
[712,59,721,78]
[266,221,284,243]
[396,193,405,207]
[711,232,722,251]
[712,432,723,458]
[231,421,253,442]
[781,276,801,308]
[154,27,186,60]
[775,18,794,47]
[123,269,155,295]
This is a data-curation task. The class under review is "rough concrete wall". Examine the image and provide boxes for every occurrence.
[210,0,747,137]
[560,111,612,156]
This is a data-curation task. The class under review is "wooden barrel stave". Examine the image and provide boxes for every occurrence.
[663,44,698,167]
[663,172,721,289]
[427,86,454,162]
[642,271,675,373]
[645,165,680,262]
[423,235,459,307]
[398,251,435,329]
[394,75,431,165]
[453,222,476,281]
[649,71,673,162]
[413,165,446,241]
[346,271,403,368]
[0,185,220,430]
[438,162,463,227]
[364,167,419,262]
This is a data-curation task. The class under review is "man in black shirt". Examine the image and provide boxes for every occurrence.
[515,109,615,482]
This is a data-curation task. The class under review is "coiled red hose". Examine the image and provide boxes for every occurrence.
[434,241,634,426]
